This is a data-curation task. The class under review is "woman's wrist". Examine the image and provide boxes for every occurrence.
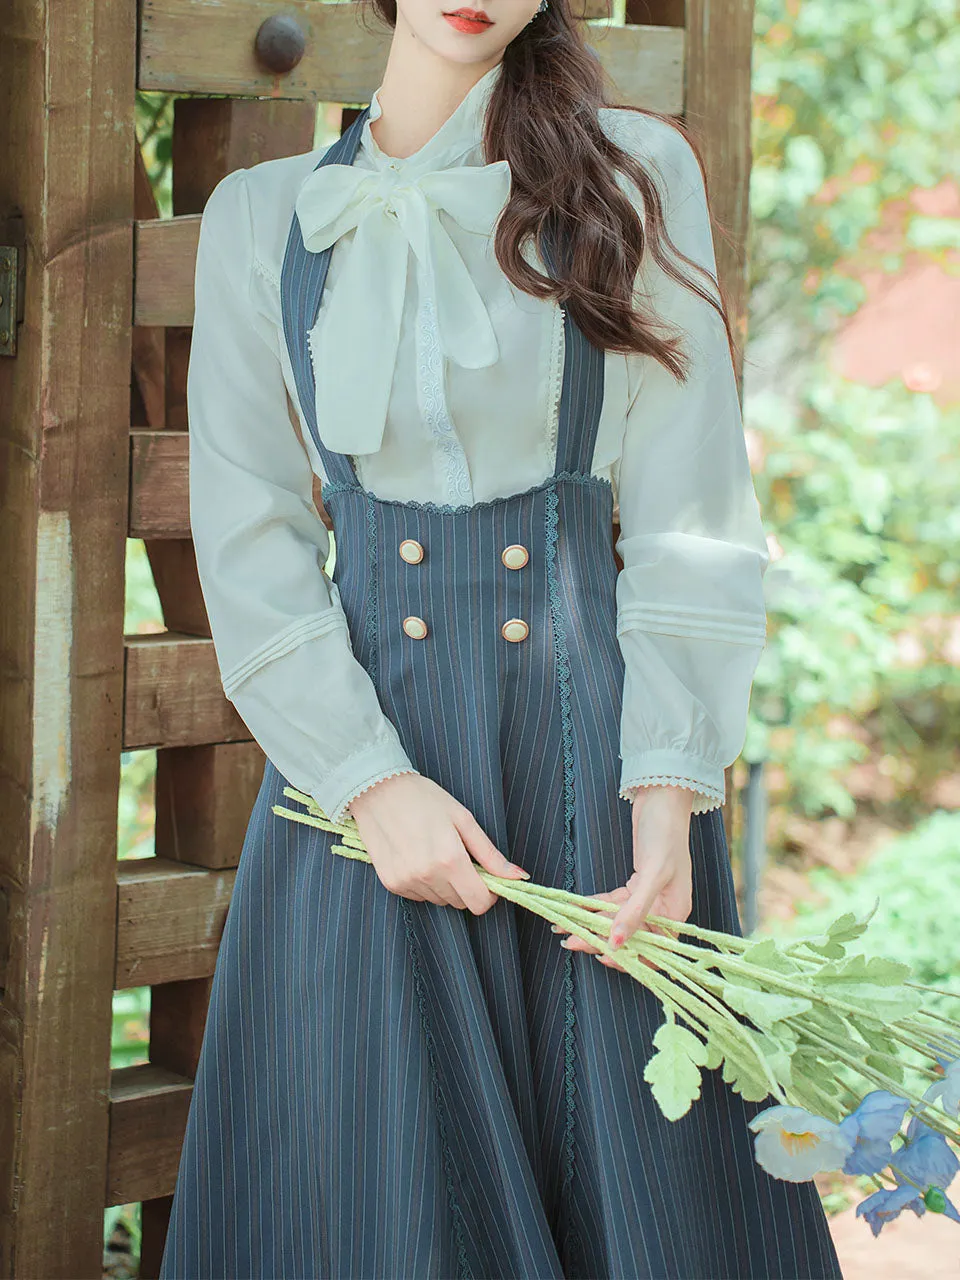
[630,783,697,814]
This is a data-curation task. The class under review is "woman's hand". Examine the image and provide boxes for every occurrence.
[348,773,530,914]
[554,785,695,972]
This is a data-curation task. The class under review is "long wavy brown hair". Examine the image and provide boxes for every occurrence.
[358,0,737,384]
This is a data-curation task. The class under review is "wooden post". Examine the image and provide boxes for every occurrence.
[625,0,757,855]
[0,0,135,1274]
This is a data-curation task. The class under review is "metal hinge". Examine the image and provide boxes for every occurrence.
[0,227,25,357]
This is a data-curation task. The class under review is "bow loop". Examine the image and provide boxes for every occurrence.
[293,156,512,457]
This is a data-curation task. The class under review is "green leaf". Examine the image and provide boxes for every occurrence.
[831,901,879,938]
[813,952,913,987]
[804,1004,853,1044]
[719,1036,773,1103]
[797,935,847,960]
[704,1037,724,1071]
[756,1032,795,1087]
[643,1022,709,1121]
[820,983,921,1022]
[741,938,804,974]
[723,984,814,1030]
[867,1053,905,1084]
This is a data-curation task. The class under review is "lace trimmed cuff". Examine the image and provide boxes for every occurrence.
[619,749,726,814]
[314,740,421,826]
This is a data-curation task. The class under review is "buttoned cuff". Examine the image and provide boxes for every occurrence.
[619,749,726,814]
[311,738,420,827]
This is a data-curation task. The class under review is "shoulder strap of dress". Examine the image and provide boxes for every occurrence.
[540,234,607,480]
[280,109,369,488]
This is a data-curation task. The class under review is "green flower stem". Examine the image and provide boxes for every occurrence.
[905,1010,960,1051]
[797,1077,847,1124]
[848,1042,940,1083]
[795,1028,910,1103]
[906,982,960,1002]
[639,933,938,1050]
[540,902,700,1033]
[826,1071,864,1115]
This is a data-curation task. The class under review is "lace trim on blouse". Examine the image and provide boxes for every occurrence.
[546,302,564,467]
[333,765,420,825]
[415,280,473,504]
[619,774,725,815]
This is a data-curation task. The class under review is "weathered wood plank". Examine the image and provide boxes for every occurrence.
[129,428,189,539]
[123,633,250,750]
[683,0,756,852]
[116,858,237,988]
[0,0,134,1270]
[684,0,755,361]
[134,214,201,328]
[592,22,684,111]
[139,0,682,108]
[107,1065,194,1207]
[155,742,266,869]
[133,146,168,430]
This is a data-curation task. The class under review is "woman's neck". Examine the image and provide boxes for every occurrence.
[368,36,500,160]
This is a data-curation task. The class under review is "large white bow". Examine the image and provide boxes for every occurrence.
[295,157,513,457]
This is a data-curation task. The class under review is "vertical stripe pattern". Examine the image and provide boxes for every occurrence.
[160,108,844,1279]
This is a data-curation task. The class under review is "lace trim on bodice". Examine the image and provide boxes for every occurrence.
[415,281,473,504]
[320,469,611,515]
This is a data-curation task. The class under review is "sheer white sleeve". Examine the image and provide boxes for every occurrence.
[187,167,419,824]
[611,116,770,813]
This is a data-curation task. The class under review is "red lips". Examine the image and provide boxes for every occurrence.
[446,7,492,20]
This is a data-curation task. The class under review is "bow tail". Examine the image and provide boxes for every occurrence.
[311,218,408,457]
[427,226,501,371]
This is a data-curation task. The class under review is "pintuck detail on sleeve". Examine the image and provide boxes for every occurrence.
[187,166,419,816]
[611,112,770,814]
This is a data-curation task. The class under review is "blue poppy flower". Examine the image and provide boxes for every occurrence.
[893,1126,959,1193]
[838,1090,911,1176]
[924,1056,960,1119]
[856,1185,926,1238]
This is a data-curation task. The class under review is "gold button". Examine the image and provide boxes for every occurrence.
[399,538,424,564]
[501,544,529,570]
[403,615,428,640]
[501,618,529,643]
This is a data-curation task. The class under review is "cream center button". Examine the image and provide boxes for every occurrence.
[402,615,428,640]
[501,544,529,570]
[501,618,529,643]
[399,538,424,564]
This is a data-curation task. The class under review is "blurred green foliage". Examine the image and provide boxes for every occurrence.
[744,0,960,817]
[762,809,960,1099]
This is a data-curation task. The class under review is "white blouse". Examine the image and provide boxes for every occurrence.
[186,59,770,827]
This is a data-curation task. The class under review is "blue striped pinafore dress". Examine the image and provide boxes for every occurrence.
[160,109,843,1280]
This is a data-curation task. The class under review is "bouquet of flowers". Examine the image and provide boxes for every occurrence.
[273,786,960,1238]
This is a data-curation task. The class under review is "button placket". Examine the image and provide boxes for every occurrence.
[400,535,427,639]
[501,542,530,642]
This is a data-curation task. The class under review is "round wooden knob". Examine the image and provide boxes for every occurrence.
[254,15,306,75]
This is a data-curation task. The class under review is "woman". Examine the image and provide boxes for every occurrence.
[160,0,844,1275]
